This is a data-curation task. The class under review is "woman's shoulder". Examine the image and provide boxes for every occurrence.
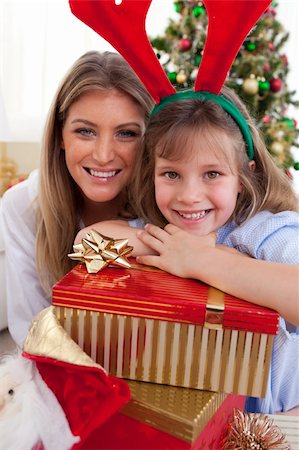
[221,210,299,262]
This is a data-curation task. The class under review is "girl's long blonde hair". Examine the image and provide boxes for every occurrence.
[36,51,153,294]
[130,85,298,228]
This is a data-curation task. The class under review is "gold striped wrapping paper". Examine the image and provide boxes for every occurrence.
[54,306,273,397]
[121,380,228,443]
[266,414,299,449]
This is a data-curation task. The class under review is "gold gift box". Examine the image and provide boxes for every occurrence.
[121,380,245,445]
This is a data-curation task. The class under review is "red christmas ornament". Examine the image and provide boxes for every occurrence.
[293,119,297,127]
[270,78,283,92]
[178,37,192,51]
[266,6,276,16]
[268,42,274,51]
[262,115,271,124]
[281,54,288,66]
[263,62,271,72]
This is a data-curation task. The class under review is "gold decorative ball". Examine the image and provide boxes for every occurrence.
[176,70,187,84]
[242,77,259,95]
[271,141,284,154]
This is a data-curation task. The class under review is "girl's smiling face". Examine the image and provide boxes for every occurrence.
[154,129,242,236]
[62,89,145,206]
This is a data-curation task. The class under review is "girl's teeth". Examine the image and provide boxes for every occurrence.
[89,169,117,178]
[179,211,207,219]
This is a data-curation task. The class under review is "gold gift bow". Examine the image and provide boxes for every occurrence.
[68,229,133,274]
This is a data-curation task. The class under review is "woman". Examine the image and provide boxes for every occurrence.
[1,50,153,347]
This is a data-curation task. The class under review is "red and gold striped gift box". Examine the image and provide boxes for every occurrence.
[53,262,279,397]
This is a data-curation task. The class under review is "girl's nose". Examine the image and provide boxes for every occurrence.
[176,181,203,205]
[92,136,115,165]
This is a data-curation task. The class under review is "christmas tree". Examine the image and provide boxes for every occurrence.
[151,0,299,174]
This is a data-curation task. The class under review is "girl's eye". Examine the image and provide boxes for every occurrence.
[8,389,14,396]
[206,171,219,179]
[165,171,179,180]
[76,128,95,137]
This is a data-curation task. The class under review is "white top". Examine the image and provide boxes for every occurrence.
[1,170,51,347]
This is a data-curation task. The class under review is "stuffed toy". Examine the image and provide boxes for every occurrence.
[0,307,130,450]
[0,351,79,450]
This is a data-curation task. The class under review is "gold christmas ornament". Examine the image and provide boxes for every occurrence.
[68,229,133,273]
[242,77,259,95]
[271,141,284,154]
[222,409,290,450]
[176,70,187,84]
[0,143,18,195]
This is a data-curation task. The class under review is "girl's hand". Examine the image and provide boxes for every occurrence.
[136,223,217,278]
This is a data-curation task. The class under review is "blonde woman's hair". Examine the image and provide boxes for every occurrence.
[36,51,153,294]
[130,85,298,228]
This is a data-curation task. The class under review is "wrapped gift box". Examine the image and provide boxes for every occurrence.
[76,380,245,449]
[265,414,299,449]
[53,262,279,397]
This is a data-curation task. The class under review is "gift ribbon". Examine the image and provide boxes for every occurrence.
[68,230,133,274]
[205,287,225,329]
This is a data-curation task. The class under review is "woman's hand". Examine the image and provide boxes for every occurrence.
[136,223,217,278]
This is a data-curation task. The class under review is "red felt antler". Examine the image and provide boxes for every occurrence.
[195,0,271,93]
[69,0,175,104]
[69,0,271,102]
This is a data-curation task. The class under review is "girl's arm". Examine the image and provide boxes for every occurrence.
[136,223,299,326]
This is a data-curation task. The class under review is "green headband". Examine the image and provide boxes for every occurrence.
[151,90,254,160]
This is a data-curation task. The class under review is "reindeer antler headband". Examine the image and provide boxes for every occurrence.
[69,0,271,160]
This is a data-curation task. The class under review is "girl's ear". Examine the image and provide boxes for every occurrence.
[238,160,255,193]
[248,160,256,171]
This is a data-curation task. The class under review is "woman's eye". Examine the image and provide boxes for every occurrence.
[76,128,95,137]
[165,171,179,180]
[206,171,219,179]
[8,389,14,396]
[117,130,138,139]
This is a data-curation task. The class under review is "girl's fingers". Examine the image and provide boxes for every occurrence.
[164,223,180,235]
[136,229,164,253]
[136,255,162,270]
[144,223,169,242]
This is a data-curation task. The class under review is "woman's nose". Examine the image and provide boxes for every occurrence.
[92,136,115,165]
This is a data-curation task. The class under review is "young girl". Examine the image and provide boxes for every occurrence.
[77,85,299,414]
[1,50,153,347]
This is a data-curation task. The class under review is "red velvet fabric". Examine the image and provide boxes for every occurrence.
[195,0,271,93]
[23,352,130,446]
[69,0,175,104]
[69,0,271,101]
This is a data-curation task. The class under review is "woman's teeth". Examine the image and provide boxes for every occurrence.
[178,211,208,220]
[89,169,117,178]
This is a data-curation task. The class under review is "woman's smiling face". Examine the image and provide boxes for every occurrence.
[62,88,145,205]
